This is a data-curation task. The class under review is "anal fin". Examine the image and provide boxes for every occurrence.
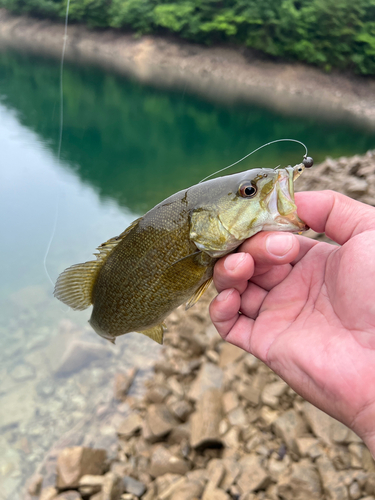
[137,323,166,345]
[185,278,213,310]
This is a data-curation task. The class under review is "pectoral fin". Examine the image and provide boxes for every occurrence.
[186,278,213,310]
[137,323,166,345]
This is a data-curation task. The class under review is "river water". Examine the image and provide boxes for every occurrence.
[0,48,374,499]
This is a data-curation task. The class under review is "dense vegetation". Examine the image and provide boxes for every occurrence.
[1,0,375,74]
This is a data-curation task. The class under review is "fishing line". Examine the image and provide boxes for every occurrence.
[199,138,309,183]
[43,0,71,288]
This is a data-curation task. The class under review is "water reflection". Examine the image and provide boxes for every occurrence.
[0,48,374,499]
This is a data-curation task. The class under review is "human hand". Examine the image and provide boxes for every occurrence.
[209,190,375,453]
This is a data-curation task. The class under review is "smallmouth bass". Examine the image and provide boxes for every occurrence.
[54,163,308,345]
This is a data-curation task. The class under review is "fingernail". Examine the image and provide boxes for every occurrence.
[216,289,234,302]
[266,234,294,257]
[224,253,245,271]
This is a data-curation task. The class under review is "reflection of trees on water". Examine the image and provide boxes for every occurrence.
[0,49,374,213]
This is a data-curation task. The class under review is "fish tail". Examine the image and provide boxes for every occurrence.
[54,260,100,310]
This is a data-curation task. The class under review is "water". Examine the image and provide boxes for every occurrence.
[0,47,374,498]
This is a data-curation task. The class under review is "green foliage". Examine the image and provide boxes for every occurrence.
[1,0,375,73]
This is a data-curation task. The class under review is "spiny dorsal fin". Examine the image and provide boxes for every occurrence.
[137,323,166,345]
[54,217,142,310]
[185,278,213,310]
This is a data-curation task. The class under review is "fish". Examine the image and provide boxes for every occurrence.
[54,162,308,345]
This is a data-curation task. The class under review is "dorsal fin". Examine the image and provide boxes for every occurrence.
[54,217,142,310]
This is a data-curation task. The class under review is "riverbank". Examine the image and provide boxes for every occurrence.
[0,9,375,131]
[27,150,375,500]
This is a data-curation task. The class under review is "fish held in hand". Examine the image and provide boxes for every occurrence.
[54,163,308,345]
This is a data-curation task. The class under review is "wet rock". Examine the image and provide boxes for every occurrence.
[273,409,307,454]
[56,447,107,489]
[0,383,36,429]
[188,362,223,401]
[277,459,322,500]
[150,445,190,477]
[117,413,143,438]
[122,476,146,497]
[190,388,223,449]
[54,340,112,376]
[27,472,43,496]
[143,404,178,442]
[113,368,137,401]
[9,362,36,381]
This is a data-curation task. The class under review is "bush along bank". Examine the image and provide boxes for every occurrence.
[1,0,375,75]
[29,152,375,500]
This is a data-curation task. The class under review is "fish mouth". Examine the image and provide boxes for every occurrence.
[264,168,309,232]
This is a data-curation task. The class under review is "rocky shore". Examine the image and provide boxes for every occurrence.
[25,150,375,500]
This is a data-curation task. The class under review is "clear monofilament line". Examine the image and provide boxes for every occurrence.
[199,138,308,183]
[43,0,71,288]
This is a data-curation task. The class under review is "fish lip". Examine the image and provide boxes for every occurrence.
[272,168,308,231]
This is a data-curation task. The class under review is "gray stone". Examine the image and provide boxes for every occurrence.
[261,380,288,408]
[0,383,36,429]
[56,447,107,489]
[237,454,271,493]
[317,455,349,500]
[169,480,205,500]
[55,492,82,500]
[190,388,223,449]
[78,474,105,496]
[150,446,190,477]
[188,362,223,401]
[123,476,146,497]
[277,460,322,500]
[40,487,58,500]
[27,472,43,496]
[273,409,307,454]
[117,413,143,438]
[9,362,35,381]
[143,404,178,442]
[113,368,136,400]
[54,339,112,376]
[101,472,123,500]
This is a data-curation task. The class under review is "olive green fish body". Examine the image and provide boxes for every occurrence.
[54,163,308,344]
[90,198,215,340]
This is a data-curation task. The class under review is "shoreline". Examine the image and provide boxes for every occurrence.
[1,9,375,130]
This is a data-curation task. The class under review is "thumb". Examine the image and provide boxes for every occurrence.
[295,190,375,245]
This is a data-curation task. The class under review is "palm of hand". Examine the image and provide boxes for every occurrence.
[210,191,375,448]
[228,233,375,446]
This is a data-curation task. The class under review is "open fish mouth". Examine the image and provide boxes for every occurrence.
[264,168,309,232]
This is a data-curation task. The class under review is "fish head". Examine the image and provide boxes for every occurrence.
[190,163,308,257]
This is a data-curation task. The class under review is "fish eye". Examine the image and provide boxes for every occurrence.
[239,182,257,198]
